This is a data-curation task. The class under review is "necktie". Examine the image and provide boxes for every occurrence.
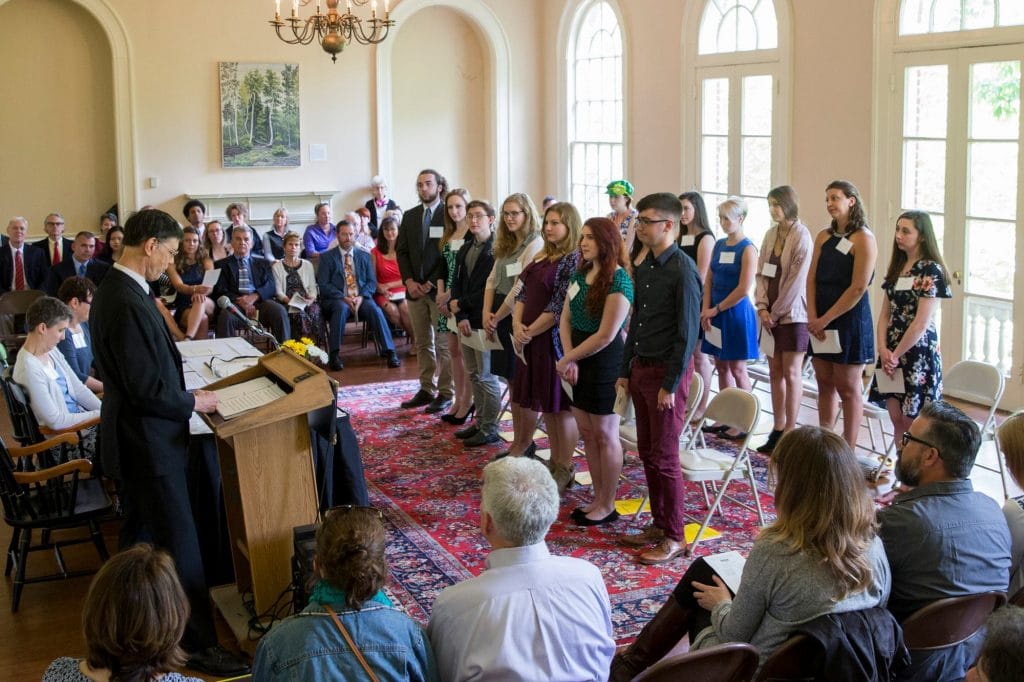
[423,207,432,231]
[52,240,61,265]
[238,258,253,293]
[344,252,358,297]
[14,250,25,291]
[78,262,87,278]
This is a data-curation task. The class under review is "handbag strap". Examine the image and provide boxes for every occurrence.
[324,604,380,682]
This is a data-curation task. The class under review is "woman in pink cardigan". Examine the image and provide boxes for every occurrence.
[753,185,812,454]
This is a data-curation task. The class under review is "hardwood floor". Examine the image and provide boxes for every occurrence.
[0,336,1015,679]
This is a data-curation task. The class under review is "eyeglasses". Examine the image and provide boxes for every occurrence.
[637,217,671,227]
[901,431,941,458]
[45,221,65,227]
[502,210,524,218]
[325,504,383,520]
[467,212,490,221]
[156,241,178,258]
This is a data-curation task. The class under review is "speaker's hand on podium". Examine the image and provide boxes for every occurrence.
[193,389,219,414]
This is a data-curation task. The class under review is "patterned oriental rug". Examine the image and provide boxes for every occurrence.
[339,380,777,642]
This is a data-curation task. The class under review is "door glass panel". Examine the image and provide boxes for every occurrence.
[965,218,1016,298]
[742,75,772,135]
[702,78,729,134]
[967,141,1019,220]
[905,65,949,138]
[963,0,996,31]
[902,140,947,213]
[970,61,1021,141]
[741,137,771,196]
[702,137,729,193]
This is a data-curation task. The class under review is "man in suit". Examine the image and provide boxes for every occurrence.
[213,225,289,342]
[31,212,74,266]
[317,220,401,371]
[1,217,49,292]
[89,209,248,676]
[45,231,109,295]
[396,168,453,413]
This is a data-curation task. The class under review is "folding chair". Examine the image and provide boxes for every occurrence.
[635,642,759,682]
[681,387,765,555]
[901,591,1006,651]
[755,633,822,681]
[943,360,1007,497]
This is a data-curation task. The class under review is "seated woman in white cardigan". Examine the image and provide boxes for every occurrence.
[12,296,101,432]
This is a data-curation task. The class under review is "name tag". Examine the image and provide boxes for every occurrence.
[429,226,444,239]
[719,251,735,265]
[895,276,914,291]
[679,234,695,247]
[72,332,87,349]
[449,239,465,250]
[761,262,778,278]
[568,281,580,301]
[836,237,853,255]
[506,262,522,277]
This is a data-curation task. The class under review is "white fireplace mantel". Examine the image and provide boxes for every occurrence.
[185,190,339,233]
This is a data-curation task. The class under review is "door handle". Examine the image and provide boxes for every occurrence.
[952,270,962,285]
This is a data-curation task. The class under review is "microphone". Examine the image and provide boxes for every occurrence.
[217,295,262,333]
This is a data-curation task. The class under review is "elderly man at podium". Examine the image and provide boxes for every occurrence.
[90,208,249,678]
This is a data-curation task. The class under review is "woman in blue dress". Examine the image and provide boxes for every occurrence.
[869,210,951,444]
[807,180,877,448]
[701,196,759,439]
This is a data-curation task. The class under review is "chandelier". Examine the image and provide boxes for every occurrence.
[270,0,395,63]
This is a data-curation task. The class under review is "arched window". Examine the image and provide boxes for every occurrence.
[566,0,624,219]
[876,0,1024,402]
[685,0,790,251]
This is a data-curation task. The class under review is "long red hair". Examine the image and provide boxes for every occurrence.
[579,217,626,319]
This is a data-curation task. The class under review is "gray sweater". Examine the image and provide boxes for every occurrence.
[696,535,891,662]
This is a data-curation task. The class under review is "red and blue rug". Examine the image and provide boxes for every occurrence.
[340,380,776,642]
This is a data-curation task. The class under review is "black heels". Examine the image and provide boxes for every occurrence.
[441,404,475,425]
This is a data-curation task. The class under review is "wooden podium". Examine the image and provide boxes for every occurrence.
[202,349,334,615]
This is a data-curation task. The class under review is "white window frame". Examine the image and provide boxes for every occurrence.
[682,0,792,232]
[557,0,629,216]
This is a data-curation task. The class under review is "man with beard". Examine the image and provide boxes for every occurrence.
[878,400,1010,681]
[396,168,453,413]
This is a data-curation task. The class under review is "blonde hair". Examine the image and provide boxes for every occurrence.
[494,193,541,258]
[761,427,878,600]
[998,411,1024,489]
[542,202,582,259]
[718,195,748,221]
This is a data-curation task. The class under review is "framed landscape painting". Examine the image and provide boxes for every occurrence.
[219,62,300,168]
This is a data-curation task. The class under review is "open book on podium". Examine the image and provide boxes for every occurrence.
[201,348,334,618]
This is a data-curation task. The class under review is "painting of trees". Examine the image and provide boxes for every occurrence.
[219,62,300,168]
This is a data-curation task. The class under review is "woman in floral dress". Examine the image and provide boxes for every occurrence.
[435,188,474,424]
[272,231,326,346]
[869,210,951,444]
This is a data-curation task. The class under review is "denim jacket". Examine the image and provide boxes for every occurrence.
[253,600,439,682]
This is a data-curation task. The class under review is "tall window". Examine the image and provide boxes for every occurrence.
[568,1,623,219]
[883,0,1024,403]
[691,0,785,250]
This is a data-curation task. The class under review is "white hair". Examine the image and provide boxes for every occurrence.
[7,216,28,229]
[718,195,748,221]
[481,457,558,546]
[370,175,387,187]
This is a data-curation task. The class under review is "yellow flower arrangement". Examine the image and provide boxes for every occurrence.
[282,337,328,364]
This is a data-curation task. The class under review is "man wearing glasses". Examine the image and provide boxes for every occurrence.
[32,212,73,265]
[878,400,1010,681]
[615,193,702,565]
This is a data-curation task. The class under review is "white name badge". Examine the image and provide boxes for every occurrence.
[428,226,444,239]
[761,262,778,278]
[836,237,853,255]
[506,262,522,277]
[72,332,87,349]
[719,251,736,265]
[567,281,580,301]
[895,276,914,291]
[449,239,465,250]
[679,234,696,247]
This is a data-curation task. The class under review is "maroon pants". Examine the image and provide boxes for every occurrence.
[628,359,694,542]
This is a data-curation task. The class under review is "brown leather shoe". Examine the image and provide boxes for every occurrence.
[618,525,665,548]
[638,538,686,565]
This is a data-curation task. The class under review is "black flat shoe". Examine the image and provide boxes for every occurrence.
[575,510,621,527]
[701,424,729,434]
[756,429,784,454]
[721,430,748,441]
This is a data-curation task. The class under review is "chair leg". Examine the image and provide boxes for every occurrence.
[90,520,109,562]
[12,529,30,613]
[5,528,19,577]
[747,460,766,526]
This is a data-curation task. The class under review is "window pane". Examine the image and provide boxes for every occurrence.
[964,0,996,30]
[902,140,947,213]
[930,213,946,255]
[702,136,730,193]
[1002,0,1024,26]
[966,219,1015,298]
[743,195,770,252]
[702,78,730,135]
[741,137,772,196]
[699,0,778,54]
[904,65,949,138]
[742,75,773,135]
[932,0,963,32]
[970,61,1021,141]
[735,8,758,51]
[753,1,779,48]
[704,193,728,219]
[900,0,930,34]
[571,144,585,183]
[968,141,1019,220]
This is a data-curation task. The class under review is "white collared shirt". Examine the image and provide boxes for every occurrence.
[428,542,615,682]
[113,262,150,295]
[7,242,25,290]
